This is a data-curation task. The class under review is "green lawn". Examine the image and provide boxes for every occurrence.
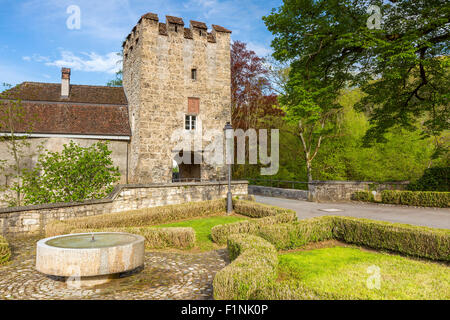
[278,246,450,300]
[154,215,247,251]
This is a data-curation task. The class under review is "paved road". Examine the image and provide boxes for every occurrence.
[255,195,450,229]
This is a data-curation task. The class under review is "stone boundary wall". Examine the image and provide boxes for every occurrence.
[248,181,408,203]
[248,185,308,201]
[0,181,248,236]
[308,180,409,202]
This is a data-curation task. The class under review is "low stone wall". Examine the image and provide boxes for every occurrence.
[248,185,308,201]
[0,181,248,236]
[308,180,409,202]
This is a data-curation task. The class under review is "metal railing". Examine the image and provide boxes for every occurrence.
[246,178,309,190]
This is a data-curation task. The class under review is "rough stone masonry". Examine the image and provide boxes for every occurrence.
[123,13,232,183]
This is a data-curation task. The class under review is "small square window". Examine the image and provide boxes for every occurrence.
[185,115,197,130]
[191,69,197,80]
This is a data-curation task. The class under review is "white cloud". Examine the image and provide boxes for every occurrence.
[45,51,121,74]
[246,42,272,58]
[22,54,50,63]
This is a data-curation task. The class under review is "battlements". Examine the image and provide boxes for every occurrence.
[122,12,231,55]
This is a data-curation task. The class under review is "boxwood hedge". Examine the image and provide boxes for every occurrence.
[213,215,450,299]
[0,235,11,265]
[381,190,449,207]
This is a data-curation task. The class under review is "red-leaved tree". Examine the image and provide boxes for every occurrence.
[231,41,283,130]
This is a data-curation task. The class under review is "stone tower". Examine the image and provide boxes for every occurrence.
[122,13,232,183]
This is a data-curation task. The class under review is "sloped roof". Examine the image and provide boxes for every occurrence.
[0,82,131,137]
[2,82,128,105]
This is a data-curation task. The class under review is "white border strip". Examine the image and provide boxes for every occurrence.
[0,132,130,140]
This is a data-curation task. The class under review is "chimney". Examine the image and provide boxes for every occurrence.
[61,68,71,97]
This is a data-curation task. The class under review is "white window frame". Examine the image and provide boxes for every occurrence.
[185,114,197,130]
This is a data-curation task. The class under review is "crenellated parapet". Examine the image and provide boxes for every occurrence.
[122,12,231,59]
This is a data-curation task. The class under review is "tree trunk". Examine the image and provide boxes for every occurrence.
[306,159,313,183]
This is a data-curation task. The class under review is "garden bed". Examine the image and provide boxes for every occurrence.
[278,246,449,300]
[213,215,450,300]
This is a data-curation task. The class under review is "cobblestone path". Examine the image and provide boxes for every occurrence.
[0,236,229,300]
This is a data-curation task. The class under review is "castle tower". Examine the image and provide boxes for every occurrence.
[122,13,232,183]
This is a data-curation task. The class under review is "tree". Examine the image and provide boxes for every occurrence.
[263,0,449,146]
[0,84,40,206]
[21,141,120,205]
[231,41,282,130]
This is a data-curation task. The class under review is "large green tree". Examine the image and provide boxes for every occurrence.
[263,0,449,149]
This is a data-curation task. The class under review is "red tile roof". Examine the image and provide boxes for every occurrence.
[2,82,127,105]
[1,82,131,137]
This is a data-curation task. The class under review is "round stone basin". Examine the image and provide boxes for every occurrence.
[36,232,145,286]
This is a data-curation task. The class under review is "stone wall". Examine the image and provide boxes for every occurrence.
[0,181,248,236]
[123,14,231,184]
[248,185,308,201]
[0,137,129,207]
[308,180,409,202]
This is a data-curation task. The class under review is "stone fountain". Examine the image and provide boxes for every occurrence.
[36,232,145,287]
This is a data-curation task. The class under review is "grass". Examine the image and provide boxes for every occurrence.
[278,246,450,300]
[154,214,247,251]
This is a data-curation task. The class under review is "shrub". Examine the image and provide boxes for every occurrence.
[213,234,278,300]
[351,191,375,202]
[70,227,195,250]
[211,200,297,245]
[21,141,121,205]
[211,212,296,244]
[0,235,11,265]
[255,217,335,250]
[408,167,449,192]
[332,216,450,261]
[381,190,449,207]
[232,199,295,218]
[45,199,226,236]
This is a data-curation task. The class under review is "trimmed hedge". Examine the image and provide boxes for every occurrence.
[351,191,375,202]
[381,190,449,207]
[46,199,226,237]
[0,235,11,265]
[70,227,196,250]
[332,216,450,261]
[213,234,278,300]
[213,216,450,300]
[232,199,294,218]
[211,200,297,244]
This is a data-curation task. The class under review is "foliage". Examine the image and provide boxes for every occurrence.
[154,215,247,251]
[0,235,11,265]
[0,83,41,206]
[351,191,375,202]
[213,214,450,300]
[213,234,278,300]
[408,167,449,191]
[211,199,297,244]
[263,0,449,146]
[230,41,282,131]
[21,141,120,205]
[381,190,449,207]
[234,87,441,183]
[277,247,450,300]
[45,199,227,237]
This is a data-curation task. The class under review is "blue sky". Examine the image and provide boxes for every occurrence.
[0,0,282,89]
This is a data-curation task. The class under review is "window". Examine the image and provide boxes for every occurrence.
[191,68,197,80]
[175,25,178,32]
[185,115,196,130]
